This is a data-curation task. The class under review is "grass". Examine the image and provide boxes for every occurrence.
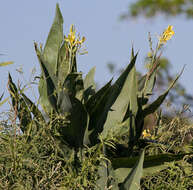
[0,111,103,189]
[0,102,193,189]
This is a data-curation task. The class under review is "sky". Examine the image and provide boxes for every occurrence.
[0,0,193,111]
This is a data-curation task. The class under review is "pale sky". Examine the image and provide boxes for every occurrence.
[0,0,193,110]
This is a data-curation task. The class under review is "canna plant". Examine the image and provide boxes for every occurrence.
[7,4,187,189]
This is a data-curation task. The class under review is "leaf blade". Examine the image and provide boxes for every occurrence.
[120,150,144,190]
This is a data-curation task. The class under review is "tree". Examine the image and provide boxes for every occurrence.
[121,0,193,19]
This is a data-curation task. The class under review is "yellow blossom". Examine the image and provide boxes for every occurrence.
[142,129,151,138]
[65,24,86,48]
[159,25,174,45]
[147,52,153,58]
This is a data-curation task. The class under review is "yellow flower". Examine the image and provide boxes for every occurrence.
[147,52,153,58]
[65,24,86,48]
[142,129,151,138]
[159,25,174,44]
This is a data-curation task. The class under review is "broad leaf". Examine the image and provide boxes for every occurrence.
[114,165,166,183]
[57,89,72,114]
[95,145,119,190]
[85,79,112,145]
[83,67,96,102]
[119,150,144,190]
[101,54,138,138]
[21,93,45,122]
[57,41,70,86]
[120,52,139,143]
[55,97,88,148]
[85,78,112,115]
[111,152,193,170]
[43,3,63,81]
[8,74,32,134]
[34,43,54,114]
[63,72,84,99]
[35,44,58,112]
[84,67,96,91]
[38,78,53,114]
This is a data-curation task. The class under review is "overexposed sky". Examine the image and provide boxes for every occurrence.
[0,0,193,110]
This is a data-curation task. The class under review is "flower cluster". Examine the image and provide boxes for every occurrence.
[64,24,86,48]
[142,129,152,138]
[159,25,174,45]
[142,129,156,140]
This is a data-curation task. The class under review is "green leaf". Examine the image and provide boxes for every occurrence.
[84,67,96,90]
[63,72,84,99]
[143,68,183,117]
[0,97,9,107]
[36,4,64,114]
[95,145,119,190]
[38,77,53,114]
[95,163,119,190]
[56,97,88,148]
[83,67,96,102]
[8,74,32,133]
[21,93,45,122]
[57,41,70,86]
[138,74,146,92]
[119,150,144,190]
[0,61,13,67]
[84,79,112,145]
[34,43,54,114]
[0,93,3,101]
[83,80,112,145]
[101,53,138,138]
[114,165,167,184]
[8,73,18,107]
[111,152,193,170]
[68,98,88,148]
[35,44,58,112]
[85,79,112,115]
[86,54,137,146]
[120,50,139,143]
[57,89,72,114]
[83,112,91,145]
[128,47,138,117]
[95,162,110,190]
[43,3,63,80]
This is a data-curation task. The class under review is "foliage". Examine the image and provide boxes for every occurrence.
[0,120,102,189]
[0,3,193,189]
[8,5,179,154]
[112,111,193,190]
[121,0,193,19]
[140,159,193,190]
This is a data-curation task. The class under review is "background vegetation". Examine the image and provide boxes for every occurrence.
[0,1,193,190]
